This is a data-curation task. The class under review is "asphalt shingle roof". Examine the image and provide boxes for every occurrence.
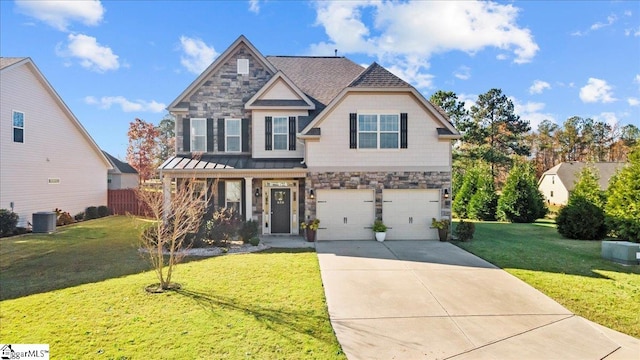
[349,62,411,88]
[103,151,138,174]
[266,56,364,106]
[543,162,626,190]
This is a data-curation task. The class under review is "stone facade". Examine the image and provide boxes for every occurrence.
[176,44,273,154]
[304,171,451,219]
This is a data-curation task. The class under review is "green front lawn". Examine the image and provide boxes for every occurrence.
[454,220,640,338]
[0,217,345,359]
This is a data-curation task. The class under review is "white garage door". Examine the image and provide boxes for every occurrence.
[383,189,440,240]
[316,189,375,240]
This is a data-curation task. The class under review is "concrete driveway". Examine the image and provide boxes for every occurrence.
[316,241,639,360]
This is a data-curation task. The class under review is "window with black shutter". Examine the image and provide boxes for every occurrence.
[349,113,357,149]
[265,116,272,151]
[400,113,408,149]
[289,116,296,151]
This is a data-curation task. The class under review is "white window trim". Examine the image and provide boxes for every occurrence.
[272,116,289,151]
[190,118,207,152]
[225,118,242,153]
[357,113,400,149]
[13,110,25,143]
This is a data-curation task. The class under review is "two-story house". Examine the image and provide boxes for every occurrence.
[160,35,459,240]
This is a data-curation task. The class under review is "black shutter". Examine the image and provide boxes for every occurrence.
[265,116,272,151]
[242,118,250,152]
[182,118,190,152]
[349,113,357,149]
[206,118,214,152]
[217,118,225,152]
[288,116,296,151]
[241,180,246,216]
[400,113,408,149]
[218,181,226,209]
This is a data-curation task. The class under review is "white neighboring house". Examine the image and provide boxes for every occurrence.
[103,151,139,189]
[0,57,112,227]
[538,162,625,206]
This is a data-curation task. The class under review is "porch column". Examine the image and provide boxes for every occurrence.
[244,177,253,221]
[162,174,171,221]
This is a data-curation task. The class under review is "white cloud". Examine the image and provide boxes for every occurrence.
[248,0,260,13]
[457,93,478,112]
[15,0,104,31]
[84,96,166,113]
[594,112,618,127]
[579,78,616,103]
[454,66,471,80]
[529,80,551,94]
[635,74,640,84]
[628,98,640,106]
[58,33,119,72]
[590,14,617,30]
[309,1,538,91]
[624,27,640,36]
[511,97,555,130]
[179,36,218,74]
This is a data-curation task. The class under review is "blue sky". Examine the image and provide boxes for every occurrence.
[1,0,639,159]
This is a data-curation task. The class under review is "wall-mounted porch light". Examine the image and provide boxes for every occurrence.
[254,188,261,198]
[443,188,449,199]
[309,189,315,199]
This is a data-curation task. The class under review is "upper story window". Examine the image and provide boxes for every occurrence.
[13,111,24,143]
[237,59,249,75]
[358,114,399,149]
[225,118,241,152]
[273,117,288,150]
[191,118,206,152]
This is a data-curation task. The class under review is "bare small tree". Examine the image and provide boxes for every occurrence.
[137,178,211,292]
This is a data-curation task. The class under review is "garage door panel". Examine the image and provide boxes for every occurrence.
[316,190,375,240]
[383,190,440,240]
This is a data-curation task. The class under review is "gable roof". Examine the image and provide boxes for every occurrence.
[266,56,364,106]
[245,71,315,110]
[168,35,277,111]
[540,162,626,190]
[299,62,460,138]
[103,151,138,174]
[1,57,112,169]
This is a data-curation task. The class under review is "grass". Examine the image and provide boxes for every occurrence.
[0,216,345,359]
[453,219,640,338]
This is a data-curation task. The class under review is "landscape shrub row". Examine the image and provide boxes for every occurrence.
[0,205,112,237]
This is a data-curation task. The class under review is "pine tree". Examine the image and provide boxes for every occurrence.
[497,162,547,223]
[468,165,498,221]
[605,146,640,242]
[452,167,480,219]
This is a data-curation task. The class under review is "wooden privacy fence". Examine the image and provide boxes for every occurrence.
[108,189,150,216]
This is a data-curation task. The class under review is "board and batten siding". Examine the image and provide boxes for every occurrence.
[305,92,451,169]
[1,62,109,226]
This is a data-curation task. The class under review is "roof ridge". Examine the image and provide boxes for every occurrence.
[349,62,411,88]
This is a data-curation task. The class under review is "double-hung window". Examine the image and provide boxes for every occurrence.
[13,111,24,143]
[225,118,241,152]
[273,116,288,150]
[225,181,242,214]
[358,114,399,149]
[190,118,206,152]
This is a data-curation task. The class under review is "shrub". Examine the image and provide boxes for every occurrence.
[13,227,28,236]
[56,211,75,226]
[239,219,259,244]
[74,212,84,221]
[454,220,475,241]
[556,196,607,240]
[249,237,260,246]
[205,208,241,245]
[497,162,547,223]
[0,209,19,237]
[452,167,480,218]
[85,206,98,220]
[97,205,111,218]
[605,146,640,242]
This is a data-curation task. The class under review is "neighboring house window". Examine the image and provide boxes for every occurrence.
[191,118,206,152]
[13,111,24,143]
[226,118,241,152]
[273,117,288,150]
[237,59,249,75]
[226,181,242,214]
[552,176,555,184]
[550,191,554,197]
[357,114,399,149]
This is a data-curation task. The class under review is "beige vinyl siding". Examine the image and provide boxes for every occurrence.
[538,175,569,205]
[1,63,109,226]
[306,92,451,168]
[252,110,307,159]
[261,80,300,100]
[108,173,139,189]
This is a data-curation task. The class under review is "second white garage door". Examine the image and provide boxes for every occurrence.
[316,189,375,240]
[383,189,440,240]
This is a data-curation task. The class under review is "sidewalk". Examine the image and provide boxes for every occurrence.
[316,241,640,360]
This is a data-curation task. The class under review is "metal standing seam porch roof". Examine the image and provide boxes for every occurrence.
[159,155,307,177]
